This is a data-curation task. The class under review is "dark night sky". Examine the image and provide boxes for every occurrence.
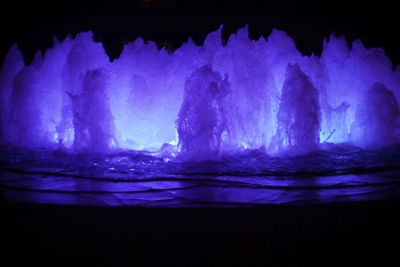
[1,0,399,66]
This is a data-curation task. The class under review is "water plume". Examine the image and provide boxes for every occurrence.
[1,26,399,159]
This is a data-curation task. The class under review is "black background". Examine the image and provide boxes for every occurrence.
[2,200,400,266]
[1,0,399,66]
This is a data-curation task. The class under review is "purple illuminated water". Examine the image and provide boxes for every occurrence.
[1,26,400,206]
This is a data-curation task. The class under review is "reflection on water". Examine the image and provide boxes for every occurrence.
[1,147,400,206]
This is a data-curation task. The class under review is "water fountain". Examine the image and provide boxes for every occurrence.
[1,26,400,206]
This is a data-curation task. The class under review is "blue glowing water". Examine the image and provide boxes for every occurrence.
[1,26,400,159]
[1,146,400,206]
[1,26,400,206]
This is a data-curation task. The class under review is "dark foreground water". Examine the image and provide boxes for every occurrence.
[2,146,400,266]
[1,144,400,207]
